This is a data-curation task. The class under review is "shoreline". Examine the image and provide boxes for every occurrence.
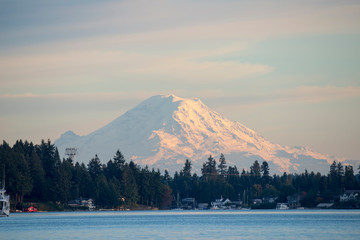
[11,207,360,214]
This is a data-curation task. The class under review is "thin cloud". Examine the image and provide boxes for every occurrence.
[0,91,158,101]
[194,85,360,108]
[2,1,358,93]
[2,86,359,107]
[0,46,273,92]
[278,86,360,103]
[3,0,359,50]
[0,93,39,99]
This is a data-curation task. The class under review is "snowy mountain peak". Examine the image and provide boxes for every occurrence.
[54,94,350,174]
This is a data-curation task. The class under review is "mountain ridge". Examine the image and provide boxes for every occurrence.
[55,94,353,174]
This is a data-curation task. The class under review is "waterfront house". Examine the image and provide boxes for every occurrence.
[211,197,241,209]
[68,198,95,210]
[181,198,196,209]
[252,199,262,205]
[339,190,359,202]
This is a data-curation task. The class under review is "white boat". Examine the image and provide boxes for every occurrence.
[0,169,10,217]
[276,203,289,210]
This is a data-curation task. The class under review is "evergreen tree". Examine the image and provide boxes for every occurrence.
[218,154,227,177]
[261,161,270,186]
[38,140,57,179]
[344,165,357,189]
[226,166,241,199]
[250,160,261,176]
[88,154,102,180]
[112,150,125,180]
[337,162,345,190]
[250,160,261,185]
[201,155,217,177]
[113,150,126,167]
[13,153,33,205]
[95,174,112,207]
[182,159,192,177]
[104,160,115,180]
[261,161,270,176]
[190,173,200,199]
[109,177,122,208]
[77,163,93,198]
[28,150,45,201]
[337,162,344,176]
[122,164,139,206]
[150,169,163,207]
[162,170,171,185]
[37,139,59,201]
[129,161,140,182]
[138,166,151,205]
[56,159,72,203]
[328,161,340,193]
[330,161,337,177]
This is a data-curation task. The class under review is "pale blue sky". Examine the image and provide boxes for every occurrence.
[0,0,359,160]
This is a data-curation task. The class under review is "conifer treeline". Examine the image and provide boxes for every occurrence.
[0,140,359,209]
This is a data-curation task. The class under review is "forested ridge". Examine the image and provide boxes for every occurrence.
[1,139,359,210]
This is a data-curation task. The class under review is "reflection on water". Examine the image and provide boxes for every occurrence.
[1,210,360,240]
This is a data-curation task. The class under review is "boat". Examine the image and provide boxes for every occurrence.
[276,203,289,210]
[23,206,38,212]
[0,169,10,217]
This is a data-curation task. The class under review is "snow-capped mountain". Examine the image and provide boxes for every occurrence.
[55,94,350,174]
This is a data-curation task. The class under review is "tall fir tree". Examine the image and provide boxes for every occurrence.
[182,159,192,177]
[122,164,139,206]
[88,154,102,180]
[218,154,227,177]
[250,160,261,176]
[201,155,217,177]
[261,161,270,176]
[113,150,125,168]
[28,150,45,201]
[344,165,357,189]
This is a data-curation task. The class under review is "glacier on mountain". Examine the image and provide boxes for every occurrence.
[55,94,350,174]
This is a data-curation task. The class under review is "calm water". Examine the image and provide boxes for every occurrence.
[1,210,359,240]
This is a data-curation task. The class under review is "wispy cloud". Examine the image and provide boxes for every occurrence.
[0,91,156,101]
[277,85,360,103]
[4,0,359,49]
[194,85,360,109]
[0,46,273,93]
[2,1,359,95]
[3,85,358,106]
